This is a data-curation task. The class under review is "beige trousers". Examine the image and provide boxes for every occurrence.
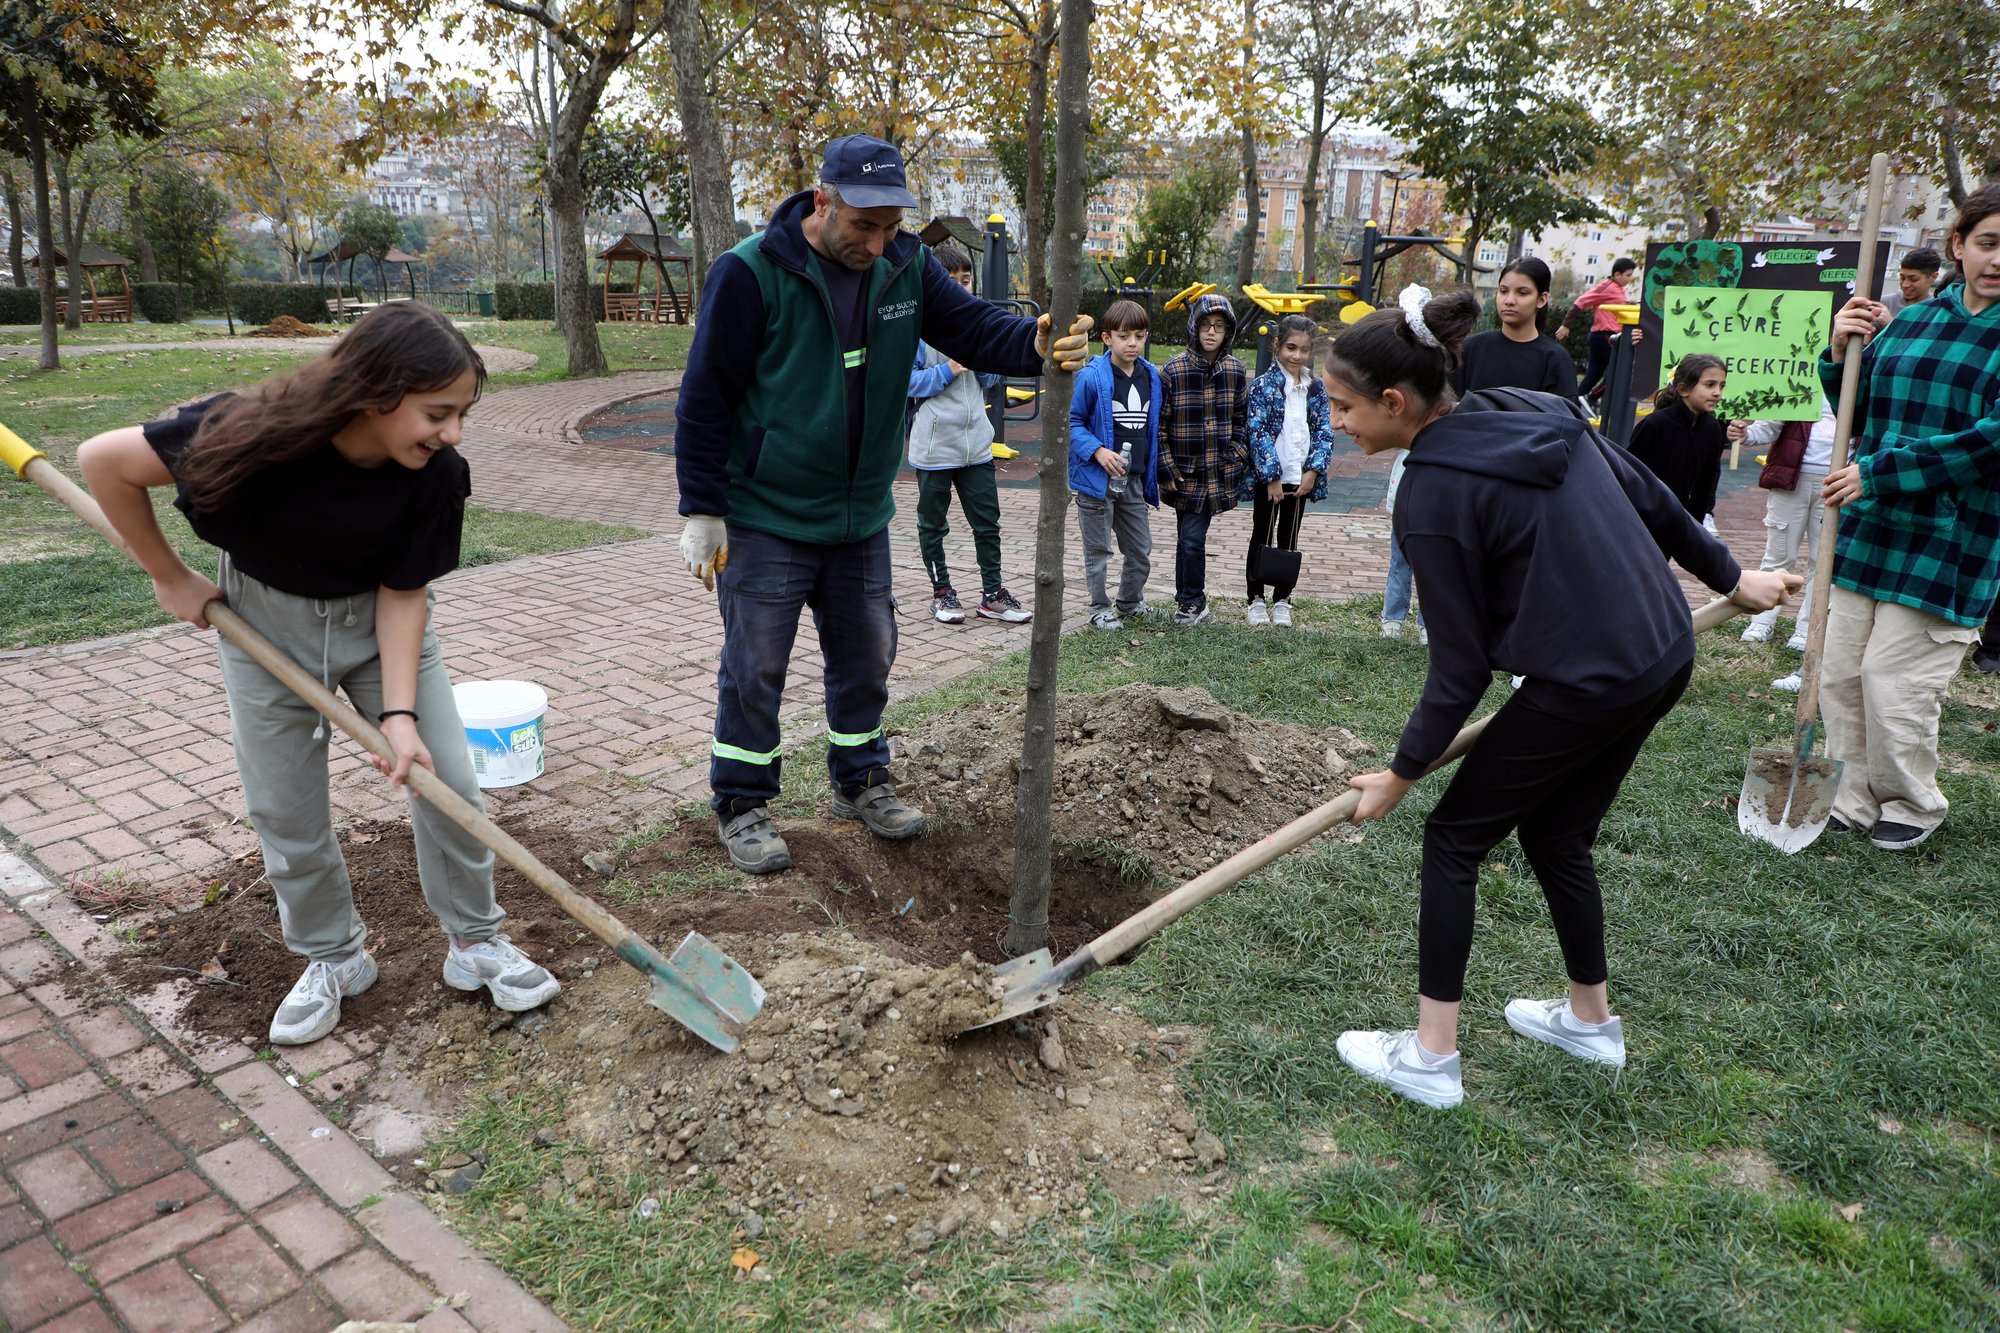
[1819,587,1979,831]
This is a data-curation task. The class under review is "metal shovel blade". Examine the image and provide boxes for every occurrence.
[1738,745,1844,854]
[629,931,767,1054]
[958,948,1057,1032]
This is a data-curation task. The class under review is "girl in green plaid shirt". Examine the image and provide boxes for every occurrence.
[1817,184,2000,851]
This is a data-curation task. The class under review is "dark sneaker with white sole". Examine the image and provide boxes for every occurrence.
[931,587,966,624]
[978,588,1031,623]
[1336,1028,1463,1108]
[718,804,793,874]
[1503,996,1625,1067]
[1869,820,1937,851]
[831,781,927,839]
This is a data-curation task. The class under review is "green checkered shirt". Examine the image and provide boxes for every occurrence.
[1820,286,2000,627]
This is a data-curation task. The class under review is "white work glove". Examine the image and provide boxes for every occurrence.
[680,515,728,591]
[1035,312,1095,373]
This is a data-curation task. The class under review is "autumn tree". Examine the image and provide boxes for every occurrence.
[207,49,358,281]
[138,160,228,314]
[1128,144,1236,291]
[1357,0,1611,283]
[336,197,403,299]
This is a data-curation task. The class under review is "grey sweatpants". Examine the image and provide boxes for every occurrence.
[1074,487,1153,618]
[216,559,504,963]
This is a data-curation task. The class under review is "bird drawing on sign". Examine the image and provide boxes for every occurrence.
[1816,247,1837,265]
[1752,252,1770,268]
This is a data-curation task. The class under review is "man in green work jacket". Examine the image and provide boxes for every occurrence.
[675,134,1092,874]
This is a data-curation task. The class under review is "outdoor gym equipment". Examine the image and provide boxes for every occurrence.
[1738,152,1889,854]
[962,599,1748,1034]
[1,424,766,1054]
[1595,302,1643,446]
[1299,220,1494,319]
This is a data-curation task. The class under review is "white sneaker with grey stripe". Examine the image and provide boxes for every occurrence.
[443,935,562,1012]
[1503,996,1625,1068]
[1336,1028,1464,1108]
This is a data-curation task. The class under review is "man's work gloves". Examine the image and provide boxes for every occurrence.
[680,514,729,590]
[1036,312,1096,374]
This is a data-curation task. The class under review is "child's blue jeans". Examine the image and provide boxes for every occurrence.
[1385,535,1424,626]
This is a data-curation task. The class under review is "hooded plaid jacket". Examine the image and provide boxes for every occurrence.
[1158,292,1250,515]
[1820,286,2000,628]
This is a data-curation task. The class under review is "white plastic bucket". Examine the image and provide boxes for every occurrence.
[452,680,548,788]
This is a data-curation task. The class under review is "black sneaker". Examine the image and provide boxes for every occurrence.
[1869,820,1937,851]
[1972,649,2000,676]
[1826,814,1854,833]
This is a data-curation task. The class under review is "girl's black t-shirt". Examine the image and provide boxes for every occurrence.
[142,395,471,599]
[1453,330,1579,397]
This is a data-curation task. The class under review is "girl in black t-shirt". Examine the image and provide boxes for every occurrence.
[78,302,561,1048]
[1454,257,1580,399]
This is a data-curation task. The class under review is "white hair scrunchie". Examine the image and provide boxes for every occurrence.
[1399,284,1442,350]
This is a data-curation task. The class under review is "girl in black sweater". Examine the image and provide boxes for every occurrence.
[1627,354,1741,524]
[1325,288,1796,1108]
[1453,257,1579,398]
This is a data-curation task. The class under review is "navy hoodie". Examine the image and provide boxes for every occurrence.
[1388,389,1743,779]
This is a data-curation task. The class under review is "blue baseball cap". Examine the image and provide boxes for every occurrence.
[819,134,918,209]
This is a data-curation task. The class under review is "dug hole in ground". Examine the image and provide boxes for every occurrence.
[112,684,1373,1253]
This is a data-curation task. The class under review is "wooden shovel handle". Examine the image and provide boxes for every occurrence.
[1083,596,1743,969]
[1796,152,1891,732]
[11,447,650,964]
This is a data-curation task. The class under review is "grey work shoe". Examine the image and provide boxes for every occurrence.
[830,781,928,840]
[718,805,793,874]
[269,949,377,1046]
[443,934,562,1012]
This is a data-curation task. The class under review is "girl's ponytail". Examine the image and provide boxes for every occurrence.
[1323,287,1482,409]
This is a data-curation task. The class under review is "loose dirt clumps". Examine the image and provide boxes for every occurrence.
[249,315,333,338]
[429,931,1221,1252]
[895,683,1370,881]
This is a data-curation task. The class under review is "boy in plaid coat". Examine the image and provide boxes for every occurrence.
[1158,292,1250,623]
[1817,184,2000,850]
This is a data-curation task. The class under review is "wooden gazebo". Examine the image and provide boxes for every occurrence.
[306,240,425,319]
[598,232,693,324]
[26,243,133,322]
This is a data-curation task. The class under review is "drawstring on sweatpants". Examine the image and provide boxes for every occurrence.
[311,600,334,741]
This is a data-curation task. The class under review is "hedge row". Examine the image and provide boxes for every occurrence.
[133,283,195,323]
[0,285,38,324]
[496,282,555,321]
[231,282,334,327]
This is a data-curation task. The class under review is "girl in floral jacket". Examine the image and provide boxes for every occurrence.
[1240,315,1335,625]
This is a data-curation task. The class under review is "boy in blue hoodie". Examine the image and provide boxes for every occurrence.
[908,244,1027,624]
[1069,299,1162,629]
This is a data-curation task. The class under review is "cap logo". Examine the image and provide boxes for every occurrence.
[861,162,877,173]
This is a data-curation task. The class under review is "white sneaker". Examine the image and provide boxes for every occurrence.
[1417,624,1429,646]
[443,935,562,1012]
[1336,1028,1463,1108]
[1246,599,1270,627]
[269,949,377,1046]
[1271,599,1293,628]
[1089,610,1124,631]
[1380,619,1404,639]
[1772,672,1802,693]
[1785,630,1808,652]
[1741,621,1773,643]
[1504,997,1625,1068]
[1702,514,1719,535]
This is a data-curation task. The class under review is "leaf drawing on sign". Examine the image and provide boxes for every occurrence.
[1734,291,1750,313]
[1695,294,1718,314]
[1683,320,1700,339]
[1671,297,1687,316]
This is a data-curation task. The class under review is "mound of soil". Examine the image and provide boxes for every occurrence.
[249,315,333,338]
[428,931,1219,1252]
[895,683,1370,881]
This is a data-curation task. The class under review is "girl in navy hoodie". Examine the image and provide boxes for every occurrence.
[1326,287,1797,1109]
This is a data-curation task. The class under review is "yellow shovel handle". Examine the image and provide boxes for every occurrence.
[0,421,46,477]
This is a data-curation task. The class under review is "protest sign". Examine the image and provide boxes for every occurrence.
[1656,286,1830,420]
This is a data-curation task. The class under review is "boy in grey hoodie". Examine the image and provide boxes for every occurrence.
[908,245,1029,624]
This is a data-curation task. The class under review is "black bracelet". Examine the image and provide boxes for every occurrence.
[379,709,419,723]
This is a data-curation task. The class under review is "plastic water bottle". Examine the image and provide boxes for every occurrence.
[1106,441,1134,498]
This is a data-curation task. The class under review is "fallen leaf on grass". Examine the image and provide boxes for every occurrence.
[1839,1201,1865,1223]
[1877,1117,1903,1135]
[731,1247,761,1272]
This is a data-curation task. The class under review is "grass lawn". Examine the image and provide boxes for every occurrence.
[0,321,243,345]
[0,346,648,648]
[450,319,693,388]
[427,598,1999,1330]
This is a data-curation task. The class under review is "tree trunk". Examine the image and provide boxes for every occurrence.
[129,179,158,283]
[1701,206,1723,240]
[666,0,737,303]
[1299,77,1328,286]
[1021,8,1055,309]
[1940,124,1969,207]
[26,110,59,371]
[1232,0,1260,290]
[4,168,23,287]
[1006,0,1093,958]
[550,108,608,376]
[53,154,81,331]
[1458,219,1483,284]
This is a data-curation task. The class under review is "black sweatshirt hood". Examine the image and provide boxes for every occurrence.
[1405,408,1587,490]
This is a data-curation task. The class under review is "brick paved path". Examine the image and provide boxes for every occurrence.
[0,370,1780,1329]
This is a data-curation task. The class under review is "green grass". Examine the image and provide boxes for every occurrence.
[0,321,242,345]
[445,320,693,388]
[429,597,2000,1330]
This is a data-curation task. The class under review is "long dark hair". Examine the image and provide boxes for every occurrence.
[1950,185,2000,260]
[1497,257,1553,331]
[1323,290,1483,410]
[177,303,484,510]
[1653,353,1725,410]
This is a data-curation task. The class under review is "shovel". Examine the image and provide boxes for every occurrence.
[1738,152,1889,854]
[2,424,764,1053]
[969,597,1748,1031]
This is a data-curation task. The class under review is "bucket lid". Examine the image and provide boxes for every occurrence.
[452,679,548,724]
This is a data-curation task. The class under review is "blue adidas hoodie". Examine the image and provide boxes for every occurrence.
[1068,351,1162,504]
[1389,389,1743,778]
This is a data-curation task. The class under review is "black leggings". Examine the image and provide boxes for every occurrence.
[1246,484,1305,602]
[1416,659,1693,1003]
[1577,330,1615,400]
